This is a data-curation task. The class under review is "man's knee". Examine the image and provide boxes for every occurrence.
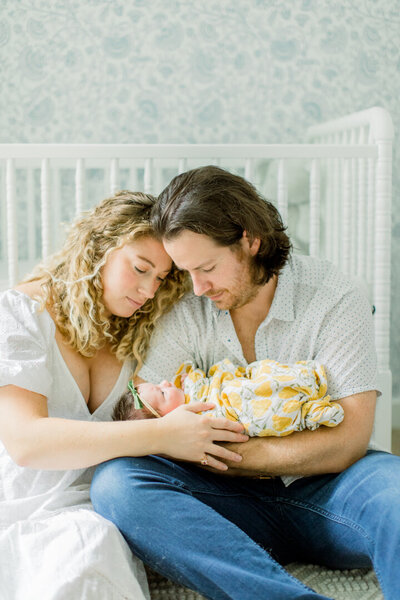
[349,451,400,523]
[349,450,400,482]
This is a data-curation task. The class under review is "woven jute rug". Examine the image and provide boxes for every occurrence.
[147,563,383,599]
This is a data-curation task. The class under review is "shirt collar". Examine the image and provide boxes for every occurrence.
[267,259,295,323]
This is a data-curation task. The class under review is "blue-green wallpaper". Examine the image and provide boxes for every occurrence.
[1,0,399,402]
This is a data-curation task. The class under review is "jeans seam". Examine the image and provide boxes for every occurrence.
[275,497,303,552]
[276,496,372,538]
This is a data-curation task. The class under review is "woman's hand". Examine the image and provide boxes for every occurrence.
[155,402,249,471]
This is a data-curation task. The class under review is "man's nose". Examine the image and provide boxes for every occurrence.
[191,273,209,296]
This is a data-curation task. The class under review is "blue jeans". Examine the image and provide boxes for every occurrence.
[90,450,400,600]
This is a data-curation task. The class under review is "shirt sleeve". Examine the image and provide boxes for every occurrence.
[314,286,378,400]
[0,291,54,397]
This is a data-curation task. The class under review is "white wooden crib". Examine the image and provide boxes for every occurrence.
[0,106,393,455]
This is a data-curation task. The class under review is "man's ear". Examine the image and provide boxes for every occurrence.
[242,230,260,256]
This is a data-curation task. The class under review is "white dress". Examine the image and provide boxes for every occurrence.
[0,290,150,600]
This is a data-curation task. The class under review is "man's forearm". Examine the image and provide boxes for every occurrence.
[219,428,357,477]
[219,391,376,477]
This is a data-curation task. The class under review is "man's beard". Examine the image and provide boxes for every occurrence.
[207,252,262,311]
[212,282,260,310]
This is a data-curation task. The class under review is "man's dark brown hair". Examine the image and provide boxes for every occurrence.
[152,165,291,285]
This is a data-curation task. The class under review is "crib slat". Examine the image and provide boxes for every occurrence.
[332,157,340,265]
[327,135,337,262]
[357,158,367,280]
[245,158,254,184]
[332,132,341,266]
[110,158,119,195]
[27,166,36,263]
[128,163,139,192]
[178,158,188,174]
[144,158,153,194]
[153,163,164,196]
[357,127,367,281]
[366,157,375,288]
[323,139,332,261]
[75,158,85,216]
[0,166,6,270]
[341,160,351,274]
[6,159,18,287]
[309,159,320,257]
[41,158,51,259]
[53,167,63,253]
[374,139,392,371]
[277,159,288,225]
[350,130,357,276]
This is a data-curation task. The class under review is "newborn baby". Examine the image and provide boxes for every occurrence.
[113,358,344,437]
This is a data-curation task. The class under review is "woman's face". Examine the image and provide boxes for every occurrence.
[101,236,172,317]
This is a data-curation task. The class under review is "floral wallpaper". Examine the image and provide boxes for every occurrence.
[1,0,399,403]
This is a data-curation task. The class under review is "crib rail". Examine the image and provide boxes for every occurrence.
[0,143,378,285]
[0,143,376,159]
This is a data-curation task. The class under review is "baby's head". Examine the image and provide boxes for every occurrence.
[112,379,185,421]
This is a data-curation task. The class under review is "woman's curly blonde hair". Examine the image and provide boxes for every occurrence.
[23,190,189,374]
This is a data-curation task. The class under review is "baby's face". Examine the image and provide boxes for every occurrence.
[137,380,185,416]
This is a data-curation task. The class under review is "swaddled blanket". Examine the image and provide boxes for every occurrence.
[174,358,344,437]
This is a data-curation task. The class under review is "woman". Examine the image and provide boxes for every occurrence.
[0,191,247,600]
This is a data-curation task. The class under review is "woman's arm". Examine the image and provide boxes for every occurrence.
[214,391,376,477]
[0,385,248,471]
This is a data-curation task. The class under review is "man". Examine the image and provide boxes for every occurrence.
[91,166,399,600]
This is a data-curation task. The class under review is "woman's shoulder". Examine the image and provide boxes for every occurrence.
[0,288,60,413]
[1,284,41,314]
[0,286,54,341]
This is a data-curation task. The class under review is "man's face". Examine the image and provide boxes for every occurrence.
[163,231,260,310]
